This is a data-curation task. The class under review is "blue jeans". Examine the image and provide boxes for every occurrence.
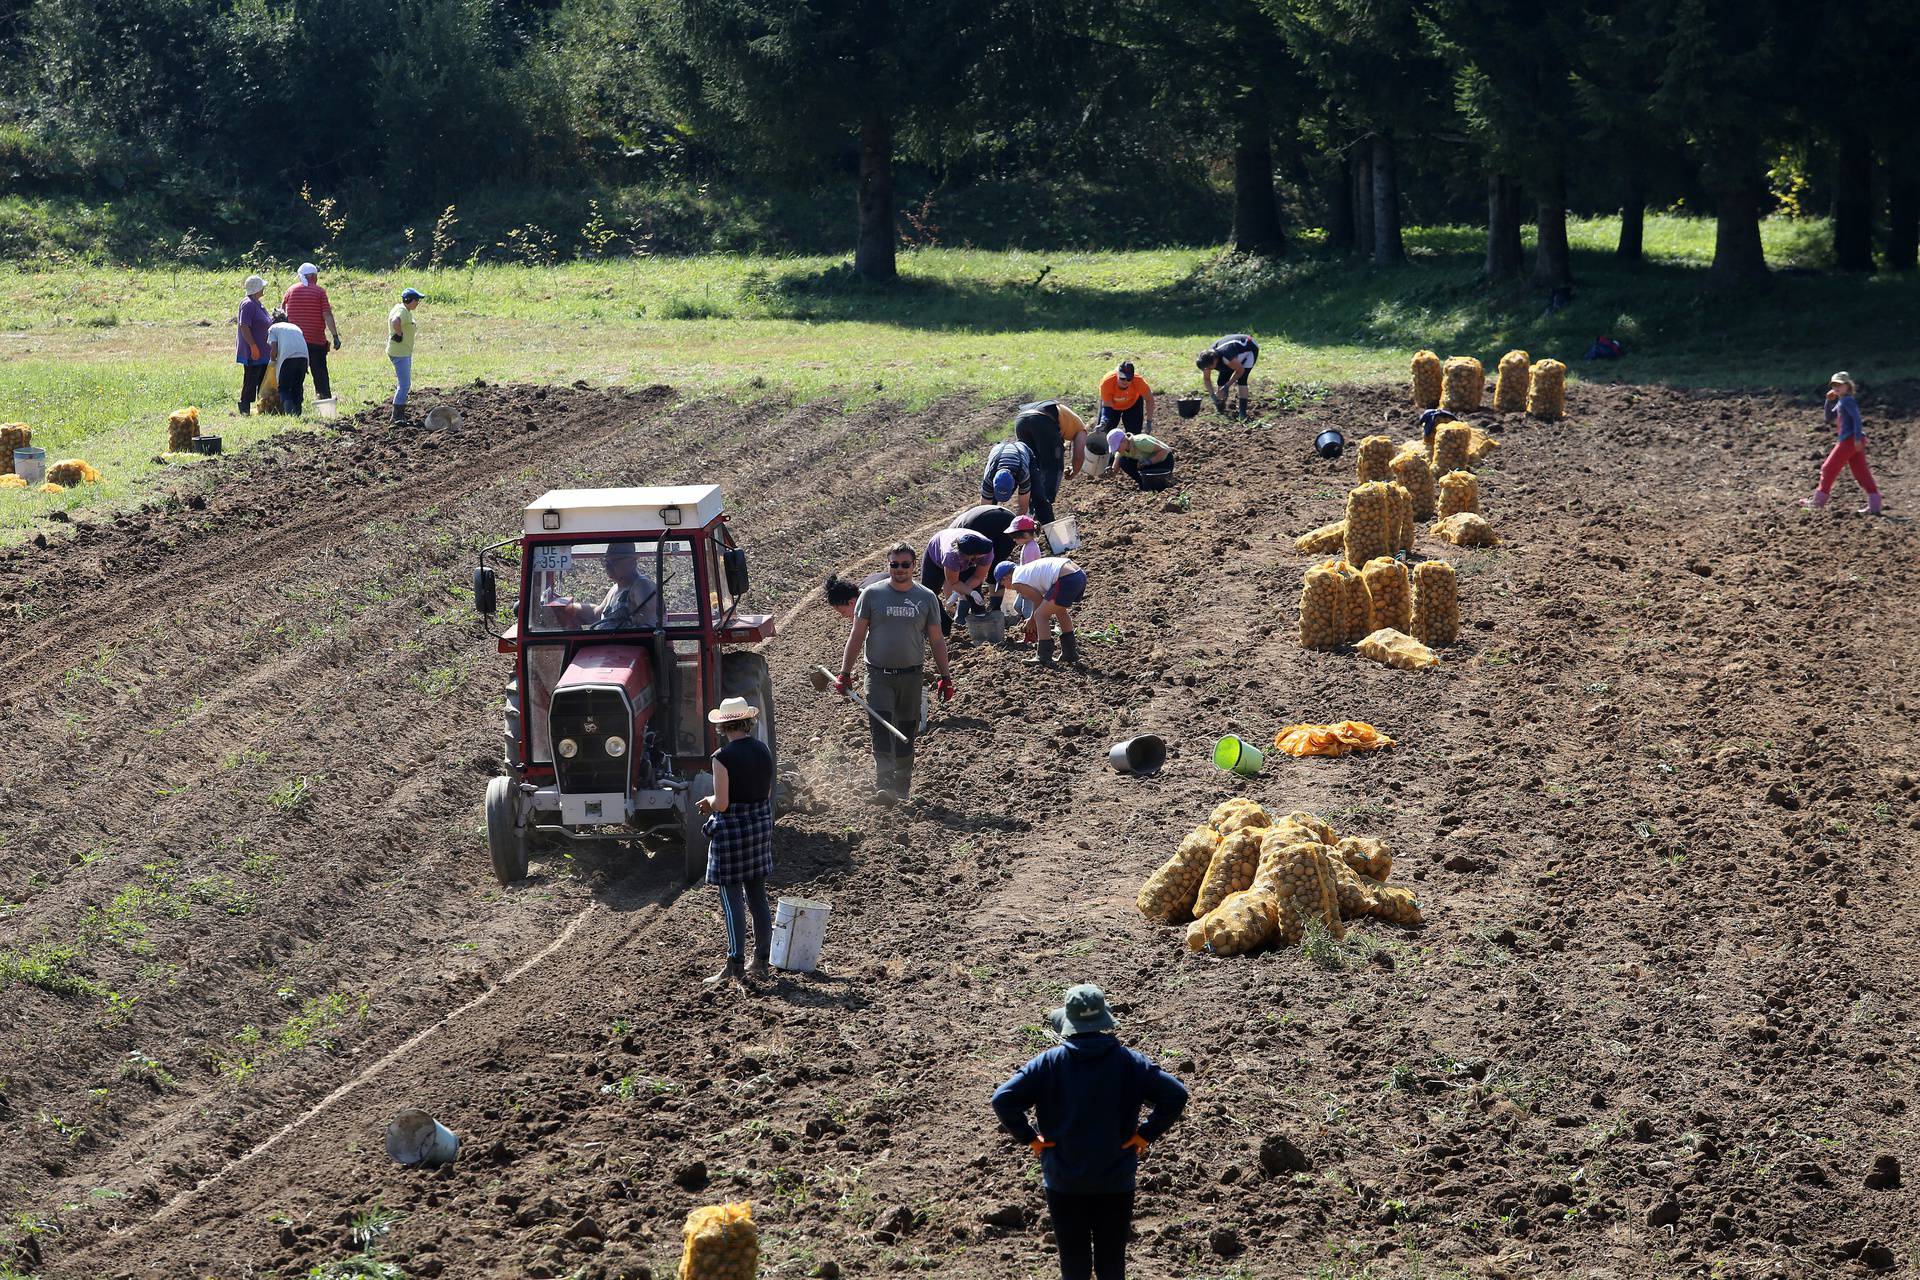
[391,354,412,406]
[720,878,771,963]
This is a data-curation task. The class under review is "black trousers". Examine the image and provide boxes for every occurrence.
[1046,1190,1133,1280]
[278,357,309,415]
[307,340,331,399]
[240,362,268,410]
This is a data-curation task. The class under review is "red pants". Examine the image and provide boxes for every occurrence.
[1818,437,1878,496]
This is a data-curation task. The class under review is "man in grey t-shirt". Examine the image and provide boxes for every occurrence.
[836,541,954,804]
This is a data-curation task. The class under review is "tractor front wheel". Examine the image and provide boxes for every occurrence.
[486,776,529,885]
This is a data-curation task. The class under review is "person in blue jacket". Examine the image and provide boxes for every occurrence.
[990,984,1188,1280]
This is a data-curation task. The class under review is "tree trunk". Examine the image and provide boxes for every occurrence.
[1888,150,1919,270]
[854,113,896,283]
[1708,157,1769,287]
[1352,145,1374,257]
[1617,170,1644,262]
[1228,88,1284,256]
[1530,162,1572,290]
[1833,129,1875,271]
[1327,157,1355,253]
[1485,174,1524,278]
[1371,133,1404,263]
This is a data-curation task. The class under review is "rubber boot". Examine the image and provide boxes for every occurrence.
[238,400,249,417]
[1859,492,1883,515]
[749,935,772,980]
[392,403,405,424]
[1060,632,1081,664]
[703,958,745,987]
[1027,636,1056,666]
[1800,490,1829,509]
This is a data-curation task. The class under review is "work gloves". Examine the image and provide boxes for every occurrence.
[331,336,341,351]
[936,676,955,703]
[1123,1133,1150,1157]
[832,671,850,696]
[1027,1138,1055,1157]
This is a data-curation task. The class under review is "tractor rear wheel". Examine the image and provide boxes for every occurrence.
[486,776,529,885]
[681,795,710,883]
[720,651,778,769]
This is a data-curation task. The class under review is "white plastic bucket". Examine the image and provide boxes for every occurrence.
[769,897,832,973]
[1042,516,1081,553]
[315,397,339,419]
[12,447,46,486]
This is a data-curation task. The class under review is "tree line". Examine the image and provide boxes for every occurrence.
[1,0,1913,282]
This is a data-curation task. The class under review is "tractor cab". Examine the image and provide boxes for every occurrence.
[473,484,776,884]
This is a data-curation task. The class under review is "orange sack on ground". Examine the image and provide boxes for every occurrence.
[1273,721,1395,758]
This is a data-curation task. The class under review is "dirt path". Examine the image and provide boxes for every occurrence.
[5,379,1918,1280]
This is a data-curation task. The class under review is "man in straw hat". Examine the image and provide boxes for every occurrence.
[835,541,953,805]
[698,696,775,986]
[991,984,1189,1280]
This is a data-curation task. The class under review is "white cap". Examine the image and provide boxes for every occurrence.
[1830,371,1855,387]
[244,275,266,296]
[297,262,318,280]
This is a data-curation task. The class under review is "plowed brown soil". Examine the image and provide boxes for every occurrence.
[2,379,1916,1280]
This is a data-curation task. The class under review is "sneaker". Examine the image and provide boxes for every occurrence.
[1800,491,1829,509]
[1859,494,1883,515]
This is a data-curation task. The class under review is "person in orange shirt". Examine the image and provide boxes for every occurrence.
[1095,362,1156,448]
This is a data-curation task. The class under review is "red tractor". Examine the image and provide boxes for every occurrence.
[472,485,775,884]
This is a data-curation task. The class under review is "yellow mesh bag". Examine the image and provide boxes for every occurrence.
[1184,889,1279,955]
[1253,841,1345,945]
[0,474,26,489]
[1342,483,1394,567]
[1465,426,1501,463]
[679,1202,758,1280]
[1356,434,1396,483]
[1137,825,1219,923]
[1436,471,1479,518]
[0,424,30,474]
[1277,811,1336,844]
[1365,881,1424,925]
[1429,512,1496,547]
[166,408,200,453]
[1493,351,1530,413]
[1410,561,1458,647]
[1359,557,1410,634]
[1526,359,1566,420]
[1334,835,1392,880]
[1432,424,1471,477]
[1441,357,1483,413]
[1386,481,1414,551]
[1272,721,1393,758]
[1300,559,1370,650]
[1207,798,1271,835]
[1192,827,1264,918]
[38,482,64,493]
[1356,627,1439,670]
[1411,350,1443,409]
[47,459,101,487]
[1388,449,1436,521]
[1295,520,1346,555]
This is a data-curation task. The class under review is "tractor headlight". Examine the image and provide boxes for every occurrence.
[557,737,579,759]
[604,735,628,758]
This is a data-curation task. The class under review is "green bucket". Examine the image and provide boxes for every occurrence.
[1212,734,1265,777]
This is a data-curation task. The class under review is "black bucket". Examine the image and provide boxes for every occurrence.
[1176,397,1203,419]
[192,434,223,456]
[1314,428,1345,460]
[1108,734,1167,775]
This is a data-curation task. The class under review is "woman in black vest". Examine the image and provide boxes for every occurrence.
[698,697,776,986]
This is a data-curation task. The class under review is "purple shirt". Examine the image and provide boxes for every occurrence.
[926,528,995,573]
[236,297,271,364]
[1826,394,1863,443]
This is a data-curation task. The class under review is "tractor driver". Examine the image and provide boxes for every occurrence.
[544,541,660,629]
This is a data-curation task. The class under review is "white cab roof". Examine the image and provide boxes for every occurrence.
[525,485,724,536]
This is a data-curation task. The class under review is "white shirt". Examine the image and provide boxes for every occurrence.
[1012,556,1078,595]
[267,322,309,373]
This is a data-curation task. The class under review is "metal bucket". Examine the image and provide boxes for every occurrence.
[1108,734,1166,775]
[386,1108,459,1166]
[12,447,46,486]
[1041,516,1081,553]
[769,898,832,973]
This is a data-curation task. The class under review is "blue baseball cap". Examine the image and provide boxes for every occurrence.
[992,560,1016,582]
[991,469,1017,501]
[400,287,424,302]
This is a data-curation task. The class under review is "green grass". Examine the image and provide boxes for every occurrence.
[1,214,1914,539]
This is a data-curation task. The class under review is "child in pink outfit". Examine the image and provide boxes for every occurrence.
[1802,372,1881,514]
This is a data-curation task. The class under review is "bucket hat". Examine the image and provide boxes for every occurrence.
[707,696,760,725]
[243,275,266,296]
[1830,371,1856,389]
[1048,983,1117,1036]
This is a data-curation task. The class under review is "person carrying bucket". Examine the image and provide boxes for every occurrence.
[697,697,775,987]
[991,984,1188,1280]
[1012,400,1088,524]
[994,554,1087,667]
[1103,428,1175,490]
[834,542,955,805]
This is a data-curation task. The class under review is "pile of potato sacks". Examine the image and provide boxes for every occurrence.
[1137,799,1422,957]
[678,1202,758,1280]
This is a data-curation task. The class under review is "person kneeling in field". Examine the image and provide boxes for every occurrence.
[994,555,1087,667]
[1103,428,1175,490]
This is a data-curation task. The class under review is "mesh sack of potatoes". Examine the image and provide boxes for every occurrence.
[1184,888,1280,956]
[0,474,25,489]
[257,366,282,415]
[1430,512,1496,547]
[1410,560,1459,647]
[1411,350,1443,410]
[1356,434,1396,483]
[1388,449,1436,520]
[47,459,101,487]
[1342,483,1395,567]
[1254,841,1345,945]
[1299,560,1351,651]
[1436,470,1479,518]
[1357,627,1439,671]
[678,1202,759,1280]
[0,424,30,474]
[1432,423,1472,477]
[1527,358,1567,420]
[1441,357,1484,413]
[1328,559,1373,644]
[1359,557,1410,634]
[167,408,200,453]
[1364,880,1423,925]
[1329,859,1377,918]
[1271,811,1337,846]
[1295,520,1346,555]
[1493,351,1530,413]
[1207,798,1271,835]
[1137,825,1219,923]
[1387,481,1415,551]
[1465,426,1501,463]
[1334,835,1392,881]
[1192,827,1265,918]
